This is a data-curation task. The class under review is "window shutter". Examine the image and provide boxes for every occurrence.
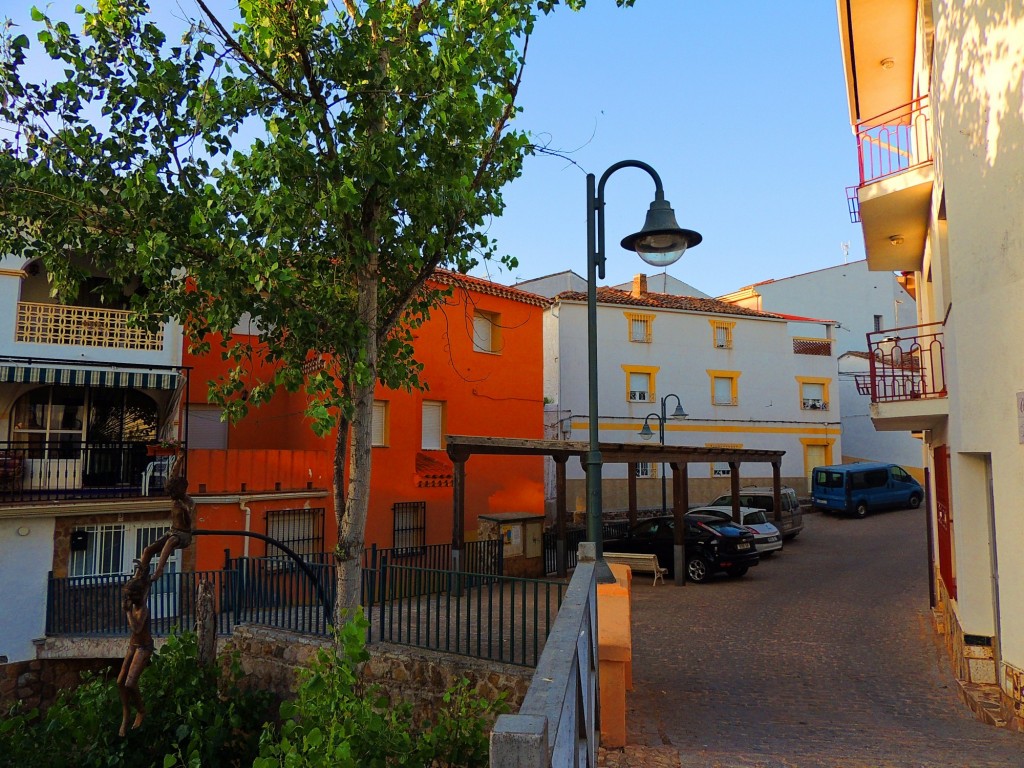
[187,406,228,449]
[713,377,733,405]
[473,313,492,352]
[629,372,650,401]
[371,401,387,446]
[422,401,443,450]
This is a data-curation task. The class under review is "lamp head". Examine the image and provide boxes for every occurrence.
[638,421,655,441]
[621,197,702,268]
[670,402,688,419]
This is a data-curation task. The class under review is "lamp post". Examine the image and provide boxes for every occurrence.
[638,393,687,514]
[585,161,701,581]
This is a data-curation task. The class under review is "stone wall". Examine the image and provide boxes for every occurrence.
[224,625,532,724]
[0,656,118,712]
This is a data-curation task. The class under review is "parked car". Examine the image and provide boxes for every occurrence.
[708,486,804,539]
[811,462,923,518]
[603,514,759,583]
[691,505,783,555]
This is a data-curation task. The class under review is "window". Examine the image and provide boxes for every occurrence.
[371,401,389,447]
[624,312,654,343]
[266,508,325,560]
[708,319,735,349]
[69,523,171,578]
[706,443,742,478]
[874,314,883,332]
[622,365,658,403]
[634,462,657,479]
[187,405,227,449]
[797,377,831,410]
[421,400,445,450]
[472,310,501,353]
[393,501,426,554]
[707,370,740,406]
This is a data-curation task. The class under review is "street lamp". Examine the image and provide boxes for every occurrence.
[638,394,687,514]
[585,161,702,581]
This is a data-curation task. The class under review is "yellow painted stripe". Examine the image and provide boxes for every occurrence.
[571,421,837,436]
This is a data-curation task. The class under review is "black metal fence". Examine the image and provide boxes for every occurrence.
[45,538,568,667]
[542,521,632,575]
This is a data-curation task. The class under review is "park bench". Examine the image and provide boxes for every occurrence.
[602,552,666,586]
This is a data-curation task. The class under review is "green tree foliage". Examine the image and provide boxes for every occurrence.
[255,614,508,768]
[0,632,274,768]
[0,0,633,616]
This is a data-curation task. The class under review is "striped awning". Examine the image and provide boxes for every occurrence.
[0,365,178,390]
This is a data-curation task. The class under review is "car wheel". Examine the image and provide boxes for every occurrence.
[908,494,921,509]
[727,566,748,577]
[687,556,710,583]
[855,501,868,519]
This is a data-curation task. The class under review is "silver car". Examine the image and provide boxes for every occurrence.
[690,505,783,555]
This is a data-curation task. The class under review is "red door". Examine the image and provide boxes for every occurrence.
[933,445,956,600]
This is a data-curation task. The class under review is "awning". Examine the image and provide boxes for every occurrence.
[0,365,178,390]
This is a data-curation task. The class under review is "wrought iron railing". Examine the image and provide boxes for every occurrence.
[0,440,174,503]
[16,301,165,350]
[864,322,946,403]
[543,521,630,576]
[855,95,932,185]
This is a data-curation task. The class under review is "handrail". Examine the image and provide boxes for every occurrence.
[865,322,946,403]
[490,547,599,767]
[855,95,932,186]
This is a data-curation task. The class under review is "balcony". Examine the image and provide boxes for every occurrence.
[857,322,948,431]
[186,449,332,495]
[792,337,833,356]
[0,440,180,505]
[17,302,165,351]
[848,96,934,273]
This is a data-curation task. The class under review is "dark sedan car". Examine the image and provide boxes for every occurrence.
[603,514,760,583]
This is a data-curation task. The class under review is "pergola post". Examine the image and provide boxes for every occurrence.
[772,461,783,527]
[452,454,467,577]
[627,462,638,528]
[671,462,688,586]
[729,462,741,524]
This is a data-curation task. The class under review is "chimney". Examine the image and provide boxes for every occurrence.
[631,274,647,298]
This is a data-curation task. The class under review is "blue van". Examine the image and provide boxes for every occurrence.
[811,462,923,518]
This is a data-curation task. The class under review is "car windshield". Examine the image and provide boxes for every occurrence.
[743,510,768,525]
[701,519,745,535]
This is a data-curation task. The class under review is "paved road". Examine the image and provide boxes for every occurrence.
[623,508,1024,768]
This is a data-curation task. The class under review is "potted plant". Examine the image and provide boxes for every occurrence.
[146,439,183,457]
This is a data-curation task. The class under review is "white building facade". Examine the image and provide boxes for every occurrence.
[543,275,840,512]
[837,0,1024,724]
[719,260,922,476]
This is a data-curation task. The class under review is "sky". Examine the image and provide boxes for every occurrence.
[2,0,865,298]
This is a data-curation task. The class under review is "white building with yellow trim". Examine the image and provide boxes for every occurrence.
[836,0,1024,725]
[541,273,840,510]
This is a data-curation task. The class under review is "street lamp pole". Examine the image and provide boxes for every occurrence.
[639,393,687,514]
[585,161,701,581]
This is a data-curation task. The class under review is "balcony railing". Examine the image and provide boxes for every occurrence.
[861,323,946,403]
[855,95,933,186]
[0,440,179,503]
[16,301,164,351]
[792,337,833,356]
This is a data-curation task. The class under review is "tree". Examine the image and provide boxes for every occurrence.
[0,0,631,620]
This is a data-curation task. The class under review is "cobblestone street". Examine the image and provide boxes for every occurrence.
[615,509,1024,768]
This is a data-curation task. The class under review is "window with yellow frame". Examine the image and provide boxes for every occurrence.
[622,364,658,403]
[796,376,831,411]
[708,318,735,349]
[624,311,654,343]
[707,369,740,406]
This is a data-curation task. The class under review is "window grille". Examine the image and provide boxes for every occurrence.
[393,501,426,555]
[266,508,325,560]
[628,372,651,402]
[635,462,658,479]
[625,312,654,343]
[709,319,735,349]
[706,443,743,478]
[69,524,125,577]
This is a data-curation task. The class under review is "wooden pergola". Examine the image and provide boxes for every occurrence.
[446,435,786,584]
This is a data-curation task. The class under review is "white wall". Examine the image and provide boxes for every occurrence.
[0,516,55,663]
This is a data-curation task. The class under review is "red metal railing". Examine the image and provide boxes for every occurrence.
[865,322,946,403]
[856,95,932,185]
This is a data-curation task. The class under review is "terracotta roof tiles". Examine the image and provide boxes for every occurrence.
[556,287,783,319]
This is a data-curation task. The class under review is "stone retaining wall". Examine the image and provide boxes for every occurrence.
[224,625,532,724]
[1,656,118,712]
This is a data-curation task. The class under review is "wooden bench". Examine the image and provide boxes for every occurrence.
[603,552,666,585]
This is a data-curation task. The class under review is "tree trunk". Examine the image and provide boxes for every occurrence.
[334,253,380,626]
[196,579,216,667]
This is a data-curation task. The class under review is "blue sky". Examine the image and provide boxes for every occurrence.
[4,0,864,297]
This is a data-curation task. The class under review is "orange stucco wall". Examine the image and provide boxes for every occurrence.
[182,276,546,561]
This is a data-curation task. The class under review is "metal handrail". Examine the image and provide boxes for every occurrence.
[855,95,932,186]
[866,321,946,403]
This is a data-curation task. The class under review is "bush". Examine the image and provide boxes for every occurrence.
[255,612,507,768]
[0,632,274,768]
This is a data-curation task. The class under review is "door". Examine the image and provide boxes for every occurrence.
[805,444,827,490]
[933,446,956,600]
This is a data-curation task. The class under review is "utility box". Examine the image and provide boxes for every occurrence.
[478,512,545,578]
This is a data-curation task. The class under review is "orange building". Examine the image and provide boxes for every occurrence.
[184,271,549,568]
